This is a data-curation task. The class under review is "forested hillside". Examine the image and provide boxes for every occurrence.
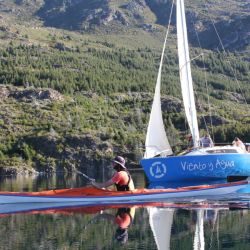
[0,0,249,173]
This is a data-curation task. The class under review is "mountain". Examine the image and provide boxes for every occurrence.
[1,0,250,52]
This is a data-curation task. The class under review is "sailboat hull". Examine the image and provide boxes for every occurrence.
[140,153,250,182]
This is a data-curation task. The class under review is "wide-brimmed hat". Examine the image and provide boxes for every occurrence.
[112,156,126,169]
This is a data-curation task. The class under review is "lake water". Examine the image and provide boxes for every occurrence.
[0,170,249,250]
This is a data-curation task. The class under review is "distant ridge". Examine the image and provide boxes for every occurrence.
[0,0,248,52]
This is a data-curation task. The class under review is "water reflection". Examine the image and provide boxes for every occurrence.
[0,168,146,191]
[193,210,205,250]
[84,207,136,245]
[0,173,89,192]
[148,207,216,250]
[1,201,249,249]
[148,201,250,250]
[148,207,174,250]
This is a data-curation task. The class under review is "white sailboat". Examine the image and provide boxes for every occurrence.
[140,0,250,183]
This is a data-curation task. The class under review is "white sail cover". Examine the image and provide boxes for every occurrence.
[177,0,200,147]
[144,29,173,158]
[148,208,174,250]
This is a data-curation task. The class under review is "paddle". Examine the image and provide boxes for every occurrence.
[75,169,95,182]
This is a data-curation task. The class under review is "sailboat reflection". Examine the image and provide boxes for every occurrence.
[148,207,207,250]
[148,202,249,250]
[148,207,174,250]
[193,210,205,250]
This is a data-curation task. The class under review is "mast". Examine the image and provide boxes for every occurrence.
[176,0,200,147]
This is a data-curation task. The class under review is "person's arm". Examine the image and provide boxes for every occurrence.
[91,179,114,189]
[93,213,116,223]
[209,137,214,147]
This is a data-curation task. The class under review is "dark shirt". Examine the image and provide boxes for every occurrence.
[200,136,213,147]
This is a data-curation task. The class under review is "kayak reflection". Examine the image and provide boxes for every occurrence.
[1,200,249,248]
[0,200,249,217]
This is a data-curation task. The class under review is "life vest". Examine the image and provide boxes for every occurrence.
[115,207,133,229]
[114,170,135,191]
[115,173,131,191]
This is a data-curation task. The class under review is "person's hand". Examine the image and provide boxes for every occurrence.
[90,181,100,188]
[90,180,96,186]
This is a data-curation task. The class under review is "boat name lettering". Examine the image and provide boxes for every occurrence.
[215,159,235,169]
[181,159,235,172]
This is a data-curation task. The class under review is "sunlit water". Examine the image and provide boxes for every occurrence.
[0,170,249,250]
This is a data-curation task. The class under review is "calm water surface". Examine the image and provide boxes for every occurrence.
[0,170,249,250]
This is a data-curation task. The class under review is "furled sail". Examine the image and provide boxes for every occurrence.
[144,21,173,158]
[177,0,200,147]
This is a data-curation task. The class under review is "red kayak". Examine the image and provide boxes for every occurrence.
[0,181,248,205]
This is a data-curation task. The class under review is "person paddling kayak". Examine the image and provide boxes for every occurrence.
[91,156,135,191]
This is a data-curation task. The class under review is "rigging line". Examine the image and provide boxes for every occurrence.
[203,0,249,109]
[162,0,175,82]
[159,0,175,68]
[179,53,204,72]
[161,1,178,147]
[180,50,213,138]
[155,0,174,129]
[190,15,214,140]
[156,0,174,114]
[216,212,220,250]
[179,52,210,137]
[208,209,218,250]
[153,0,174,99]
